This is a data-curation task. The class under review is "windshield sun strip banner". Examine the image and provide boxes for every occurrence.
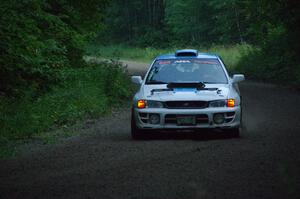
[157,59,219,65]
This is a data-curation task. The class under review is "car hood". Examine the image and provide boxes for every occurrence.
[142,84,230,101]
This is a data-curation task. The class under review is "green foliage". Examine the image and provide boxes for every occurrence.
[207,44,252,71]
[87,44,175,62]
[100,0,167,47]
[101,0,254,46]
[165,0,219,45]
[0,61,132,145]
[236,0,300,85]
[0,0,109,96]
[237,33,300,85]
[100,0,300,85]
[87,44,251,71]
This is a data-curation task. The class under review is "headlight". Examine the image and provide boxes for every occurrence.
[147,100,164,108]
[209,100,226,107]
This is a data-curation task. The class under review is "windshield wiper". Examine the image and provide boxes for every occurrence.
[203,81,226,84]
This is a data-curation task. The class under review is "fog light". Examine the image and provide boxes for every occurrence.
[213,113,225,124]
[149,114,160,124]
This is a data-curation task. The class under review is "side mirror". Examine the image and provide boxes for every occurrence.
[131,76,143,85]
[232,74,245,83]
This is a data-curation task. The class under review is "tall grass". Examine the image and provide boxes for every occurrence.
[86,44,252,71]
[0,61,132,152]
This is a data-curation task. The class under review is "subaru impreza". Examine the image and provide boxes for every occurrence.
[131,49,245,139]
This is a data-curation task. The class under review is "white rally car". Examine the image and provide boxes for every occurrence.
[131,49,245,139]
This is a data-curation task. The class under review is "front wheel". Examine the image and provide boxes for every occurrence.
[131,110,144,140]
[226,107,243,138]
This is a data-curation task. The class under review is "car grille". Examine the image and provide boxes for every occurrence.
[165,101,208,109]
[165,114,209,124]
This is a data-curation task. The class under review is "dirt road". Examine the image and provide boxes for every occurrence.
[1,61,300,199]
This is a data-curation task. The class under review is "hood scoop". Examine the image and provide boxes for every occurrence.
[150,82,219,95]
[167,82,205,90]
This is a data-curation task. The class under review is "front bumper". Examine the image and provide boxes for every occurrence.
[133,106,241,130]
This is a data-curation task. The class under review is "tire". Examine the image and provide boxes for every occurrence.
[226,105,243,138]
[131,110,144,140]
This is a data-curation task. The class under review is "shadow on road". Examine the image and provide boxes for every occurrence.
[134,129,241,141]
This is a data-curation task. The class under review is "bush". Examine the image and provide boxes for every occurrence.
[130,28,169,48]
[0,0,109,97]
[0,61,132,144]
[236,30,300,86]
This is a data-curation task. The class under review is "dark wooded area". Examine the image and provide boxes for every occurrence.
[0,0,299,150]
[1,0,299,96]
[101,0,299,83]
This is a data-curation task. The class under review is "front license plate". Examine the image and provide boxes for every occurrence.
[177,116,196,125]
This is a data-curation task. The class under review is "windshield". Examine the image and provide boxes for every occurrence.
[146,58,228,84]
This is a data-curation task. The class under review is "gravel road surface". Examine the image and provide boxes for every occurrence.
[1,61,300,199]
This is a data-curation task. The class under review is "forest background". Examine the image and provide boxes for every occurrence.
[0,0,299,154]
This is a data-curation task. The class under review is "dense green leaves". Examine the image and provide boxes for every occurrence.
[102,0,167,46]
[236,0,300,85]
[102,0,299,47]
[0,0,109,96]
[102,0,254,46]
[0,61,132,144]
[101,0,299,84]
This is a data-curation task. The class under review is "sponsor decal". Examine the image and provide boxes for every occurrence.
[158,60,171,65]
[193,60,218,64]
[174,60,191,63]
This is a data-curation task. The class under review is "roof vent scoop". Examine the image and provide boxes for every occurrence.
[175,49,198,57]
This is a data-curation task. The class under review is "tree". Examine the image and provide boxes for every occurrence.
[101,0,167,46]
[0,0,109,96]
